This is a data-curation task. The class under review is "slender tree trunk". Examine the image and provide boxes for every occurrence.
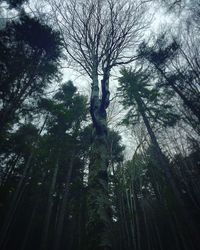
[53,155,75,250]
[135,94,200,249]
[0,117,47,250]
[40,156,59,250]
[0,152,34,249]
[168,212,182,250]
[172,212,190,250]
[132,183,141,250]
[154,218,164,250]
[21,203,38,250]
[120,192,131,250]
[156,66,200,121]
[141,199,151,250]
[125,188,136,250]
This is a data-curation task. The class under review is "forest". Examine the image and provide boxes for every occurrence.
[0,0,199,250]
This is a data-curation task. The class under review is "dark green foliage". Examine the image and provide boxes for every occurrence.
[118,67,179,128]
[0,80,90,250]
[39,81,87,138]
[5,124,38,157]
[107,130,125,165]
[0,2,200,250]
[138,35,179,67]
[0,14,62,134]
[138,35,200,123]
[0,77,126,250]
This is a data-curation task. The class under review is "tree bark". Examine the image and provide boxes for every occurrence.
[0,117,47,250]
[87,68,112,250]
[53,155,74,250]
[0,151,34,250]
[135,94,200,249]
[40,156,59,250]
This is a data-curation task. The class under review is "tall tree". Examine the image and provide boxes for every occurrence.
[118,66,200,249]
[38,81,88,250]
[46,0,148,248]
[138,37,200,122]
[0,81,89,250]
[0,14,62,137]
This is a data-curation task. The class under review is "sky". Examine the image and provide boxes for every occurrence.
[0,0,187,160]
[57,1,180,160]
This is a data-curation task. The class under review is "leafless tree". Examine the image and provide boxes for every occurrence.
[47,0,148,131]
[45,0,149,249]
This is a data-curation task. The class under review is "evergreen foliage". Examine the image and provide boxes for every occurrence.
[0,1,200,250]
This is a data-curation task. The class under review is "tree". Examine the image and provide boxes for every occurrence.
[0,81,89,250]
[118,66,179,199]
[0,14,62,137]
[118,66,200,250]
[46,0,148,248]
[138,37,200,122]
[38,81,88,250]
[0,0,200,249]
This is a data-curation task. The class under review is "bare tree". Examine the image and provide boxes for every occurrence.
[45,0,149,249]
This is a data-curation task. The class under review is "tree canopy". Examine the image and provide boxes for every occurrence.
[0,1,200,250]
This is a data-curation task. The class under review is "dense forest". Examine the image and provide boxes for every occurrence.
[0,0,200,250]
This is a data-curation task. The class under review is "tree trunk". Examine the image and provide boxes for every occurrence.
[21,203,38,250]
[40,156,59,250]
[156,66,200,121]
[53,155,74,250]
[87,67,112,250]
[0,152,34,250]
[135,94,200,249]
[0,117,47,250]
